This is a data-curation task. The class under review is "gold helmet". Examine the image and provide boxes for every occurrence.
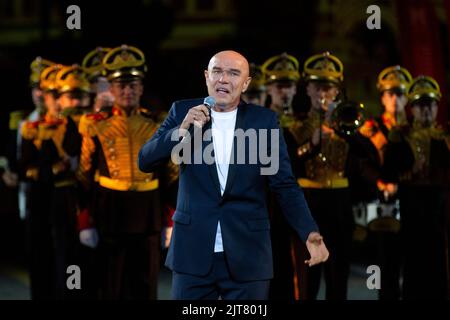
[303,51,344,85]
[246,63,266,93]
[102,44,147,81]
[377,65,412,93]
[262,52,300,84]
[407,75,441,104]
[40,64,65,92]
[30,57,54,87]
[82,47,111,82]
[56,64,90,94]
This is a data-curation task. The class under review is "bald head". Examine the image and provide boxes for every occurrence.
[208,50,250,77]
[204,50,252,111]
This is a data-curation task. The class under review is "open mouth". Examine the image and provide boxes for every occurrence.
[216,87,230,95]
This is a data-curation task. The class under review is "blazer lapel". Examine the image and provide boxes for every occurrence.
[222,102,247,198]
[203,119,222,199]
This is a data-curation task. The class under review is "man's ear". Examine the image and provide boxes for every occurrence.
[242,76,252,93]
[204,69,211,87]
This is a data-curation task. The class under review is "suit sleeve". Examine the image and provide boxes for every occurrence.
[266,113,319,242]
[138,102,182,173]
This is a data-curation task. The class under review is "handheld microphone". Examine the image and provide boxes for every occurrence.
[203,96,216,110]
[182,96,217,141]
[201,96,215,125]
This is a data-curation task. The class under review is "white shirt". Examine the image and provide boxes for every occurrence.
[211,108,237,252]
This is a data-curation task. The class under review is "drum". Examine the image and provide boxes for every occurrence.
[367,200,401,233]
[352,199,401,241]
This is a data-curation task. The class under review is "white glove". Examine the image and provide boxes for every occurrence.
[2,170,18,188]
[161,227,173,249]
[93,91,115,112]
[79,228,99,249]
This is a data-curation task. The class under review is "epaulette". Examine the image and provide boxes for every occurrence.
[25,120,41,128]
[40,118,65,128]
[86,111,111,122]
[137,106,152,118]
[21,120,41,140]
[359,119,378,138]
[78,112,108,137]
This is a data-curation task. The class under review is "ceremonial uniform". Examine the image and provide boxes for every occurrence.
[1,57,54,300]
[76,45,176,299]
[262,53,308,300]
[19,62,80,300]
[384,76,450,299]
[49,64,93,299]
[347,65,413,300]
[295,52,354,300]
[4,57,54,219]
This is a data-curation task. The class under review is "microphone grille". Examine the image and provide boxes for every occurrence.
[203,96,216,108]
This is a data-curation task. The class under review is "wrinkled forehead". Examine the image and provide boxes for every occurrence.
[207,54,249,74]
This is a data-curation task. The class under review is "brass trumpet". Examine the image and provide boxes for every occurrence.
[328,100,366,137]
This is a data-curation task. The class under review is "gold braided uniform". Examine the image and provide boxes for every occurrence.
[20,113,81,300]
[77,106,163,193]
[296,109,349,189]
[261,52,308,301]
[383,75,450,299]
[76,44,176,300]
[295,52,353,300]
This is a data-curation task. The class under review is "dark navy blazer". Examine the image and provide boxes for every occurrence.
[138,98,319,281]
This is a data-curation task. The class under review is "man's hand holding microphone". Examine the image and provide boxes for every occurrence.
[179,97,216,139]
